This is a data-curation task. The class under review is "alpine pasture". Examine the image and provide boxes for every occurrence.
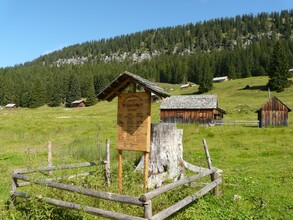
[0,76,292,219]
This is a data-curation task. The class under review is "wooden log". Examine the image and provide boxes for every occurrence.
[202,139,219,197]
[9,175,18,208]
[118,150,123,192]
[150,178,222,220]
[16,171,97,188]
[144,152,149,192]
[12,173,143,206]
[182,160,211,173]
[139,168,214,202]
[13,191,146,220]
[13,162,97,174]
[48,141,52,175]
[105,139,111,186]
[202,139,212,170]
[143,200,152,219]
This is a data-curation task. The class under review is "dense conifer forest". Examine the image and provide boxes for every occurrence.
[0,9,292,108]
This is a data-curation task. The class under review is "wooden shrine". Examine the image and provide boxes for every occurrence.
[97,71,170,190]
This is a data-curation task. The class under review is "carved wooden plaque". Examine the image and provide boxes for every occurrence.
[117,92,151,152]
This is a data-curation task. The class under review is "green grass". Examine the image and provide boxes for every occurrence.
[0,76,293,219]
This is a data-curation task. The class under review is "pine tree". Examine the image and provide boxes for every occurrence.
[29,77,46,108]
[198,57,213,93]
[85,80,96,106]
[65,72,81,107]
[267,41,290,92]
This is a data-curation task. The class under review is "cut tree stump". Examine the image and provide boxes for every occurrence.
[136,123,184,188]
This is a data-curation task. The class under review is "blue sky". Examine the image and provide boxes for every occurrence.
[0,0,292,68]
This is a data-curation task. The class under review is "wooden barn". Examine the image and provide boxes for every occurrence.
[256,96,291,127]
[72,100,85,108]
[5,103,17,109]
[160,95,225,125]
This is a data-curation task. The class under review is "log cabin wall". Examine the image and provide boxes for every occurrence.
[160,109,214,124]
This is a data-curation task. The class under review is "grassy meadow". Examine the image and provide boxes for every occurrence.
[0,76,293,219]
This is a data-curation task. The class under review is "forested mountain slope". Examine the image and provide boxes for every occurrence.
[0,9,292,108]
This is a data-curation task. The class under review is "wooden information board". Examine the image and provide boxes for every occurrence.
[117,92,151,152]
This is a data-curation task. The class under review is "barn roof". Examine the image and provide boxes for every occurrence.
[97,71,170,101]
[256,96,292,112]
[5,103,16,108]
[72,100,84,104]
[160,95,219,110]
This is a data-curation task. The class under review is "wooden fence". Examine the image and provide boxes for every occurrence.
[10,139,222,220]
[214,119,259,127]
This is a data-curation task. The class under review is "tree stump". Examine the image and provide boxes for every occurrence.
[136,123,184,188]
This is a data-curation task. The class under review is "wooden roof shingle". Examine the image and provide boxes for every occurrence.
[97,71,170,101]
[160,95,218,110]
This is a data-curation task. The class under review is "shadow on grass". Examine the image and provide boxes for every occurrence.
[239,85,267,91]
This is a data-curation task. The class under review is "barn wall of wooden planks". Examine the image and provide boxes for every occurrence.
[257,96,291,127]
[160,109,223,125]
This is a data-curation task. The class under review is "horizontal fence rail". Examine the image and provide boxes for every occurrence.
[12,173,143,206]
[214,119,259,127]
[13,191,146,220]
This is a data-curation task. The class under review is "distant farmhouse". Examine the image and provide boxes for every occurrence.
[5,103,17,109]
[160,95,225,125]
[180,83,192,89]
[71,100,85,108]
[256,96,291,127]
[213,76,229,83]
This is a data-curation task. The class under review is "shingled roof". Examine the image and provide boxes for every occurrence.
[160,95,219,110]
[97,71,171,101]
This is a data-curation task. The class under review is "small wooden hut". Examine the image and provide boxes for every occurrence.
[5,103,17,109]
[256,96,291,127]
[72,100,85,108]
[160,95,225,125]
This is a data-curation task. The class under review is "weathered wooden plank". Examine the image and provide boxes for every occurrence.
[48,141,52,175]
[12,173,143,206]
[14,162,98,174]
[105,139,111,186]
[13,191,146,220]
[139,169,214,202]
[150,178,222,220]
[203,139,219,196]
[16,171,97,188]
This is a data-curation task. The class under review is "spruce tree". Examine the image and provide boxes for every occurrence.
[267,41,290,92]
[65,73,81,107]
[198,57,213,93]
[85,80,96,106]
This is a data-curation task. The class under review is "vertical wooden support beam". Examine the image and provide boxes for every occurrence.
[118,150,123,192]
[48,141,52,175]
[144,152,149,192]
[202,139,219,197]
[132,82,137,93]
[105,139,111,186]
[143,200,152,219]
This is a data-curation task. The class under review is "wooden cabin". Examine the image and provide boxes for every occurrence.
[160,95,225,125]
[256,96,291,127]
[72,100,85,108]
[213,76,229,83]
[5,103,17,109]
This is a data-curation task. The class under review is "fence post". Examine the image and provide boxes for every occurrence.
[10,171,18,208]
[143,200,152,219]
[105,139,111,186]
[202,139,219,197]
[48,141,52,175]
